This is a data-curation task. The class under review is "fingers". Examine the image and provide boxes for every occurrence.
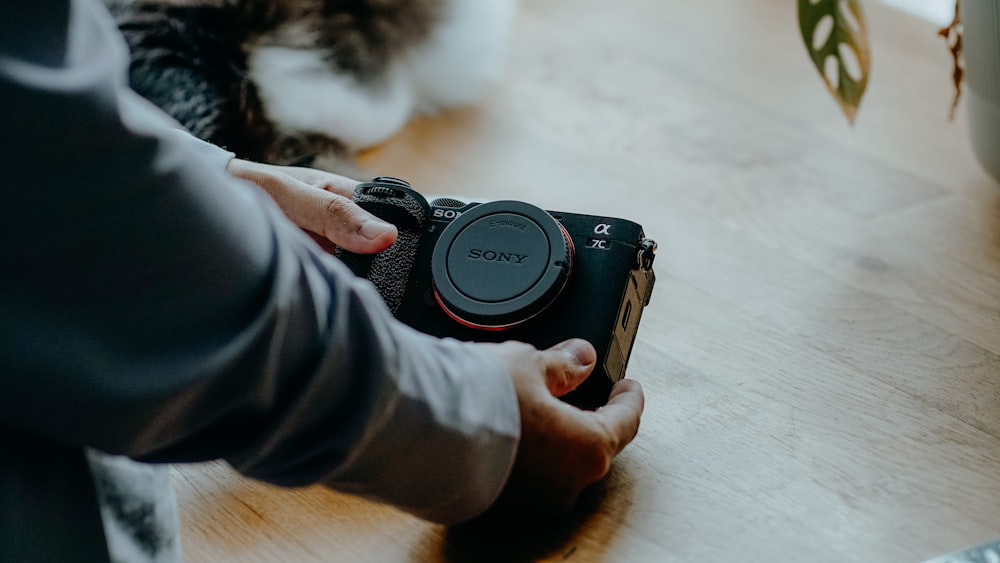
[549,379,642,489]
[540,339,597,397]
[592,379,644,456]
[227,159,397,254]
[271,165,358,200]
[486,338,644,516]
[304,191,398,254]
[284,167,398,253]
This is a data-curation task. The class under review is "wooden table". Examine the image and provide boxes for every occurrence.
[173,0,1000,561]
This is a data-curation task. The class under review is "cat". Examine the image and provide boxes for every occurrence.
[105,0,518,171]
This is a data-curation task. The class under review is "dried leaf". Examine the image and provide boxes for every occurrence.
[937,0,963,120]
[798,0,872,124]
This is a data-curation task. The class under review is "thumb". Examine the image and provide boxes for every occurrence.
[305,191,398,254]
[541,339,597,397]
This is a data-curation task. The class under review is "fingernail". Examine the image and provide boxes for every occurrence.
[360,219,395,240]
[562,339,595,367]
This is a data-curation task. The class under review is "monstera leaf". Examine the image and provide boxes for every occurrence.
[798,0,872,123]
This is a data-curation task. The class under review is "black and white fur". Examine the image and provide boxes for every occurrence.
[107,0,517,170]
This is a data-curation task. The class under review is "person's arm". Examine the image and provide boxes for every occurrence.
[0,0,644,523]
[0,0,517,523]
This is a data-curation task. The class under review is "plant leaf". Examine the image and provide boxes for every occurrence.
[937,0,963,120]
[798,0,872,124]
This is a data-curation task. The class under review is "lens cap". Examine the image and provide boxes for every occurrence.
[431,201,572,329]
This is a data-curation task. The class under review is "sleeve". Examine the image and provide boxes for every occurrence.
[0,0,519,525]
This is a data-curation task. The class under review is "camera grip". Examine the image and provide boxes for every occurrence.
[336,179,430,314]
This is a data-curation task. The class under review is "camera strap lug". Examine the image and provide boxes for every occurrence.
[637,238,657,271]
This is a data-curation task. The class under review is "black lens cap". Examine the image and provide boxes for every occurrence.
[431,201,572,329]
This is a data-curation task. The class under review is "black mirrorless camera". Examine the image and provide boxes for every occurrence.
[338,177,657,409]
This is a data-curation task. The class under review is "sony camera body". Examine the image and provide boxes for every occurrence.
[338,177,656,409]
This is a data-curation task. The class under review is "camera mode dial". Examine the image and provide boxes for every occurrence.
[431,201,573,330]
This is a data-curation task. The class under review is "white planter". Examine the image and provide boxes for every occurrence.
[962,0,1000,181]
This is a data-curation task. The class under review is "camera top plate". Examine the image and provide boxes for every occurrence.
[431,200,573,330]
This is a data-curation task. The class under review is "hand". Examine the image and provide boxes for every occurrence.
[226,159,397,254]
[485,339,644,514]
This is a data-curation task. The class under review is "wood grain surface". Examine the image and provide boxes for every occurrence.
[173,0,1000,561]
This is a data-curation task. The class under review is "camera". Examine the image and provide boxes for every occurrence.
[337,177,657,409]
